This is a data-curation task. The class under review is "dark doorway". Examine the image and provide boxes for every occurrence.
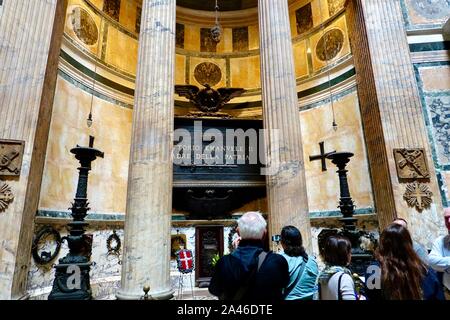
[195,226,224,287]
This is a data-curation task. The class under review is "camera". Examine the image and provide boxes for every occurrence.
[271,234,281,242]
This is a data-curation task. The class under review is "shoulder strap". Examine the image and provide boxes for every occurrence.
[285,257,308,296]
[337,272,345,301]
[233,251,268,300]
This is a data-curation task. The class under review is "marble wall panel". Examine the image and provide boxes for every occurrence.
[176,54,186,85]
[184,24,201,51]
[403,0,450,29]
[300,90,374,213]
[118,0,139,31]
[311,0,331,27]
[293,40,309,78]
[39,76,132,214]
[230,56,261,89]
[27,224,124,299]
[417,64,450,208]
[248,24,259,50]
[105,25,138,74]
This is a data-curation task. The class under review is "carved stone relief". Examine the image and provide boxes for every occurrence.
[403,182,433,211]
[0,139,24,176]
[393,148,430,179]
[0,183,14,212]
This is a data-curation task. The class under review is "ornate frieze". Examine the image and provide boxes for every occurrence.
[0,139,25,176]
[393,148,430,179]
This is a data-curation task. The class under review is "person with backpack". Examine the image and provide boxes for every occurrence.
[365,223,444,300]
[279,226,319,300]
[316,235,358,300]
[208,212,289,301]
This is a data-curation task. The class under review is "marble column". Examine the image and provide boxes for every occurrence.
[116,0,176,300]
[346,0,444,246]
[258,0,312,251]
[0,0,67,299]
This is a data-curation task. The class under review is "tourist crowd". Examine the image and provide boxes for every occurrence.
[209,208,450,301]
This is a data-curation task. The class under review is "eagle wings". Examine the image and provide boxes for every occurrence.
[175,84,246,113]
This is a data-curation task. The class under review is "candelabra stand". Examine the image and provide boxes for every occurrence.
[48,136,104,300]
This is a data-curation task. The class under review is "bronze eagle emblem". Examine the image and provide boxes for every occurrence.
[175,84,246,113]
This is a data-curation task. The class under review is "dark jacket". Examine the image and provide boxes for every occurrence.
[364,261,445,300]
[208,239,289,301]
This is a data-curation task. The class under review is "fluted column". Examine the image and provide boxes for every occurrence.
[117,0,176,300]
[258,0,312,250]
[0,0,67,300]
[346,0,444,246]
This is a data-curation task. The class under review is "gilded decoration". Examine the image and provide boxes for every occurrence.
[71,7,99,46]
[328,0,346,16]
[316,28,344,61]
[194,62,222,87]
[0,139,25,176]
[393,148,430,179]
[403,182,433,211]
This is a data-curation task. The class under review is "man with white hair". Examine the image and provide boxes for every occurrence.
[428,208,450,300]
[209,212,289,300]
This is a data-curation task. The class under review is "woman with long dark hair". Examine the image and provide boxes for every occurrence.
[365,223,444,300]
[279,226,319,300]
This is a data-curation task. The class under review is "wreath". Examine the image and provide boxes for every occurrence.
[32,226,62,265]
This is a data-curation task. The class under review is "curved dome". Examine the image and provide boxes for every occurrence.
[176,0,258,11]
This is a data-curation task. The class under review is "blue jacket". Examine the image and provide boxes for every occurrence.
[280,253,319,300]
